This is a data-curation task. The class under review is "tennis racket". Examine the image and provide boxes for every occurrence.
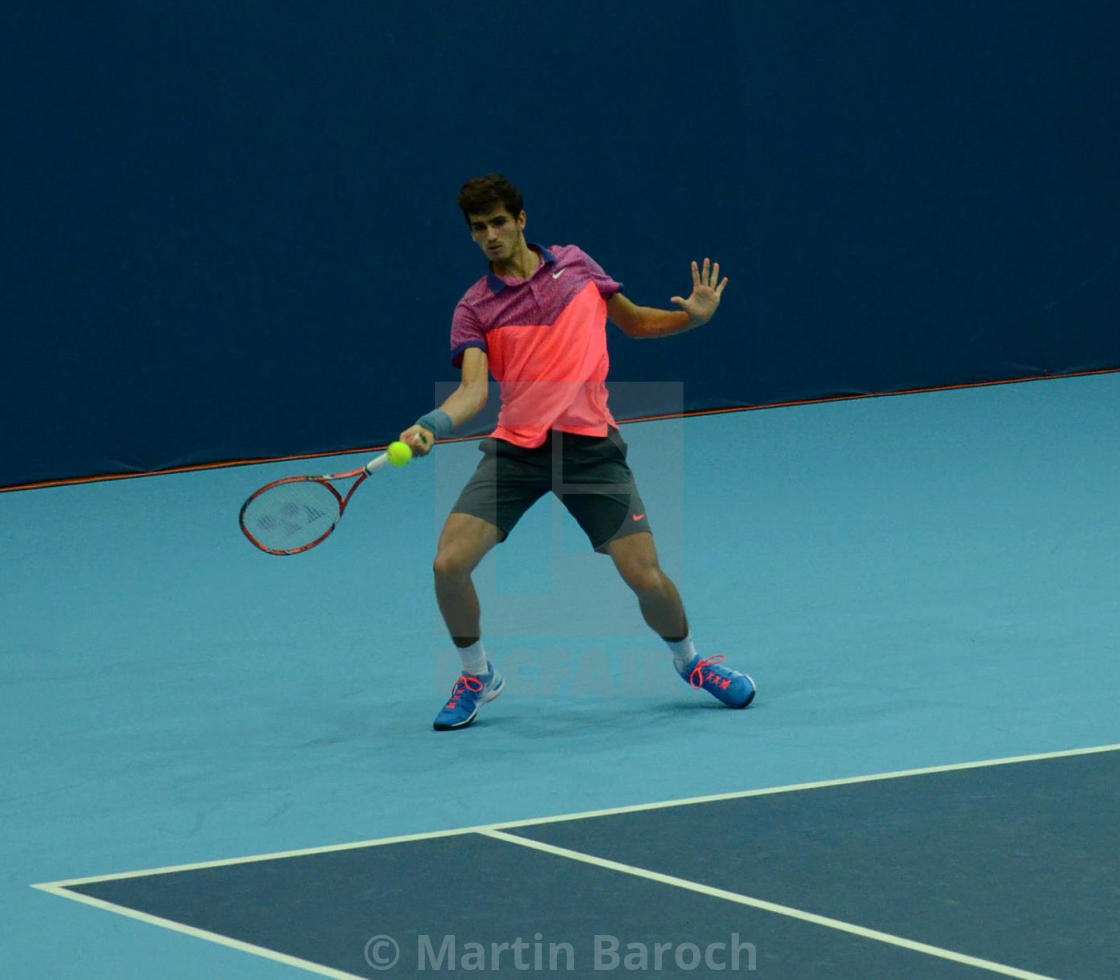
[239,443,412,556]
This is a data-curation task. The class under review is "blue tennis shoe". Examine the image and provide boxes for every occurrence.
[433,666,505,731]
[679,654,756,708]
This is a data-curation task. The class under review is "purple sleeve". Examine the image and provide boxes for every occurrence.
[573,247,623,298]
[450,301,487,368]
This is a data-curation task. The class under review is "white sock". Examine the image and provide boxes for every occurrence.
[666,634,698,672]
[456,640,489,676]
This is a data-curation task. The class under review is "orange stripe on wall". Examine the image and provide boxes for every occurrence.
[2,367,1116,495]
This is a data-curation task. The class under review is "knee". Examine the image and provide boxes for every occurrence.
[620,560,665,599]
[433,549,464,583]
[433,544,477,584]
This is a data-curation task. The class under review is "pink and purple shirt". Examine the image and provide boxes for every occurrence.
[451,244,623,449]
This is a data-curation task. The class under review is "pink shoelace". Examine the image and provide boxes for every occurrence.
[443,674,484,709]
[688,654,728,689]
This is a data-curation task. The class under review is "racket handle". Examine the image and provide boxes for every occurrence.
[363,453,390,475]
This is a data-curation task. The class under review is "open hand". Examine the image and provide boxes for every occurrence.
[670,258,728,326]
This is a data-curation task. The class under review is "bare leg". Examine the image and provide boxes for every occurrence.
[432,513,502,647]
[607,532,689,640]
[609,531,755,708]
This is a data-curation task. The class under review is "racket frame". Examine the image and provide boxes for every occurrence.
[239,453,389,556]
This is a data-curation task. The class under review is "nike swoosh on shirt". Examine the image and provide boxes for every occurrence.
[552,268,567,279]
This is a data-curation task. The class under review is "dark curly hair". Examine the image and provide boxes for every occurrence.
[457,174,524,223]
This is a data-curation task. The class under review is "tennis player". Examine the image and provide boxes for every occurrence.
[400,174,755,730]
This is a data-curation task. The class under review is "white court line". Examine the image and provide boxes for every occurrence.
[493,741,1120,831]
[31,825,482,889]
[34,741,1119,889]
[483,829,1056,979]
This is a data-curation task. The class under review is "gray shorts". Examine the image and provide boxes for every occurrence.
[451,427,652,552]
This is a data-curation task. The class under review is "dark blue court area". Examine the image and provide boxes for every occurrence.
[41,747,1120,978]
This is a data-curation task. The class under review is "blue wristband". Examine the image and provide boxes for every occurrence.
[415,409,453,440]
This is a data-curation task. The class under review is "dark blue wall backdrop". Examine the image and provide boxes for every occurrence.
[4,1,1118,488]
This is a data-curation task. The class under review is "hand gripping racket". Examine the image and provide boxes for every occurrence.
[239,441,413,556]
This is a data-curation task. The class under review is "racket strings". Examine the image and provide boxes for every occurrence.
[241,480,342,553]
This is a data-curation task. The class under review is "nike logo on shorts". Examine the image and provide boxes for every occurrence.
[552,268,567,279]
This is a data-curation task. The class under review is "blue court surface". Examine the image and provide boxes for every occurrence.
[4,372,1119,978]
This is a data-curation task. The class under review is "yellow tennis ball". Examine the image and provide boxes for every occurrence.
[387,441,413,467]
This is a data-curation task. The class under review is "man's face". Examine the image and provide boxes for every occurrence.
[467,204,526,266]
